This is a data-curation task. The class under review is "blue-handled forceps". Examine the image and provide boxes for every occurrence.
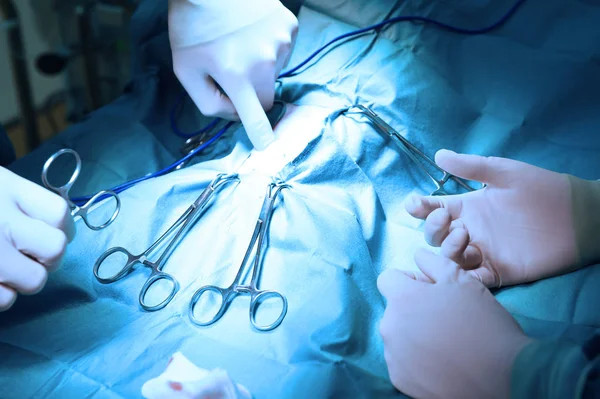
[189,182,288,331]
[93,173,239,311]
[42,148,121,230]
[343,105,481,196]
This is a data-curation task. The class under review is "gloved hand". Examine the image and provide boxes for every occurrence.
[405,149,600,288]
[377,249,532,399]
[168,0,299,151]
[0,167,75,311]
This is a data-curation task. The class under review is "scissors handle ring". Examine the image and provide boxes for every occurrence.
[78,190,121,230]
[139,272,180,312]
[41,149,81,195]
[93,246,137,283]
[188,285,230,327]
[250,290,288,332]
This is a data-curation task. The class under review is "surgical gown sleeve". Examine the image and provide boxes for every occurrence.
[511,336,600,398]
[512,178,600,398]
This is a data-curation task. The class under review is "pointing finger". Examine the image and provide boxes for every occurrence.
[0,284,17,312]
[217,78,275,151]
[441,227,470,263]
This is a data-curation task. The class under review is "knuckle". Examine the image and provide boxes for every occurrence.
[193,92,228,117]
[289,15,299,30]
[441,255,459,270]
[221,64,244,79]
[47,230,68,266]
[44,197,71,229]
[378,314,392,338]
[0,222,12,245]
[486,155,502,163]
[429,207,451,223]
[389,372,407,392]
[22,266,48,295]
[484,155,505,171]
[0,288,17,312]
[217,54,246,79]
[51,197,70,221]
[55,230,68,251]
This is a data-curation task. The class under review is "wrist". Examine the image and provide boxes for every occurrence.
[498,336,534,398]
[168,0,284,49]
[567,175,600,268]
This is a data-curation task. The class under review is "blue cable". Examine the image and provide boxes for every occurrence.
[279,0,527,78]
[71,121,234,205]
[74,0,526,205]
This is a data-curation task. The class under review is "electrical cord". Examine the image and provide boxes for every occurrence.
[71,122,233,203]
[72,0,527,205]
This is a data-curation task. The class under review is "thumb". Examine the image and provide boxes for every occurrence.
[219,78,275,151]
[414,248,460,284]
[377,267,423,299]
[434,149,514,186]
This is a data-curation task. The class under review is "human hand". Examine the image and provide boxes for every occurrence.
[377,249,531,399]
[169,0,298,151]
[406,149,582,288]
[0,167,75,311]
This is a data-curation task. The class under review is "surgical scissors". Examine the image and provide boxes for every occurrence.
[343,105,480,196]
[189,182,288,331]
[41,148,121,230]
[93,173,239,311]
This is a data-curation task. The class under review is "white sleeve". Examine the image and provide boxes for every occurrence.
[168,0,283,49]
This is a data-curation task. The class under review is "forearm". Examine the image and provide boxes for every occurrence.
[568,176,600,268]
[168,0,283,49]
[511,336,600,399]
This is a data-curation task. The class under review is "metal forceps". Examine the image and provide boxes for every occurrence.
[344,105,478,196]
[93,173,239,311]
[41,148,121,230]
[189,182,288,332]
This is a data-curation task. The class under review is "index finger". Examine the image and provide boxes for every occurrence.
[11,170,76,242]
[405,194,462,221]
[218,79,275,151]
